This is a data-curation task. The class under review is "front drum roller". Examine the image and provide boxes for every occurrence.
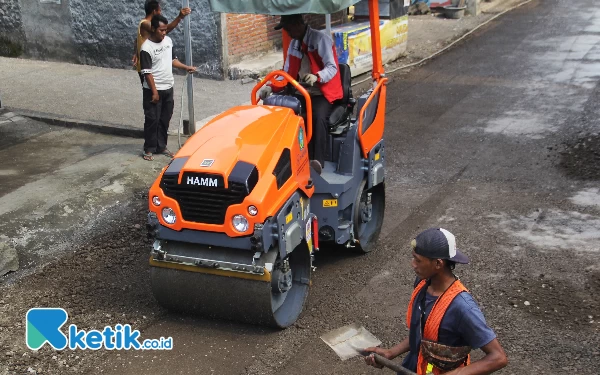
[150,243,311,328]
[353,180,385,253]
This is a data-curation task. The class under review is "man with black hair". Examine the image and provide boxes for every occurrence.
[364,228,508,375]
[133,0,191,85]
[139,15,196,161]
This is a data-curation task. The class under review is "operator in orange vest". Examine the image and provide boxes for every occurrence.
[258,14,343,175]
[364,228,508,375]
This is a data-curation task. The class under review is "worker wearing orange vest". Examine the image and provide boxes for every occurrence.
[258,14,343,174]
[364,228,508,375]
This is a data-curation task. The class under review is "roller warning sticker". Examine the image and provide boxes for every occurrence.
[323,199,338,208]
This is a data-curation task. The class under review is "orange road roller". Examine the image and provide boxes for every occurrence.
[146,0,388,328]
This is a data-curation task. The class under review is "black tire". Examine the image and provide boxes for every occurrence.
[353,180,385,253]
[150,244,311,329]
[270,245,312,328]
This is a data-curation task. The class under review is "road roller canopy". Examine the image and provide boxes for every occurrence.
[208,0,362,15]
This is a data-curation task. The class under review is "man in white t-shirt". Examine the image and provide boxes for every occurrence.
[139,14,196,161]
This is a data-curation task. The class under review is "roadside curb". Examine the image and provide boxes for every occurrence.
[6,107,145,138]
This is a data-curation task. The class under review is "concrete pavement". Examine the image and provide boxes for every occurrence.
[0,58,254,137]
[0,108,173,278]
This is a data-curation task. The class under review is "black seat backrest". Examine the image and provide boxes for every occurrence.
[262,94,302,115]
[338,63,352,105]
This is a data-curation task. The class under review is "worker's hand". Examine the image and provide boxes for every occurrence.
[151,92,160,104]
[302,73,318,86]
[186,66,197,74]
[363,347,391,369]
[258,86,272,100]
[179,7,191,18]
[132,54,138,67]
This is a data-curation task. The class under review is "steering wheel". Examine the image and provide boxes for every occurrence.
[251,70,313,143]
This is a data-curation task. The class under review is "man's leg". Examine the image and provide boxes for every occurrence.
[157,88,175,154]
[309,95,332,167]
[143,88,160,154]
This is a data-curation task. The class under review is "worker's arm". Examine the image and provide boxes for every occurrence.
[444,295,507,375]
[444,339,508,375]
[132,38,138,66]
[167,8,191,33]
[140,49,159,103]
[281,43,293,74]
[144,73,160,103]
[172,58,196,73]
[314,33,338,83]
[364,337,410,368]
[269,42,295,93]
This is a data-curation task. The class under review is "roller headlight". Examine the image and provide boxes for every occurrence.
[232,215,249,232]
[162,208,177,225]
[152,196,161,206]
[248,205,258,216]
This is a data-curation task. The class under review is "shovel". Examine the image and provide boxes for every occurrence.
[320,323,418,375]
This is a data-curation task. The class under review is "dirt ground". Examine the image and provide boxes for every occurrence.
[0,193,158,374]
[2,0,600,374]
[559,134,600,180]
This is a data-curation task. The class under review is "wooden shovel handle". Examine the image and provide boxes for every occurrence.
[372,353,418,375]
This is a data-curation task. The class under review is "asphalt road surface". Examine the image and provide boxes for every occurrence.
[1,0,600,374]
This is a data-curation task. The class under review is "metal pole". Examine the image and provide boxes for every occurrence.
[325,14,332,41]
[183,0,195,133]
[368,0,383,80]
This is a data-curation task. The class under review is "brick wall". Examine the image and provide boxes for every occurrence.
[226,14,282,63]
[227,11,346,63]
[305,12,346,30]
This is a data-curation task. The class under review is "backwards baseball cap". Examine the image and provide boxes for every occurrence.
[411,228,469,264]
[273,14,304,30]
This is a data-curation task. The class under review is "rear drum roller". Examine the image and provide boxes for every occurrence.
[353,180,385,253]
[150,244,311,328]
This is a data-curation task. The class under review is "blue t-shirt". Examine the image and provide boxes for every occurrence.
[401,284,497,373]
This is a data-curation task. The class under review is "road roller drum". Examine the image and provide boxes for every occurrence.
[149,240,311,328]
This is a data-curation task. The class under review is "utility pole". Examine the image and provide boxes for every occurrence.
[183,0,195,134]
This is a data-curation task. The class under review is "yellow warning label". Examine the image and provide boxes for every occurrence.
[286,212,293,224]
[375,153,380,161]
[323,199,338,208]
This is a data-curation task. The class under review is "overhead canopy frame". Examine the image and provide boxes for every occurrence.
[211,0,385,81]
[208,0,362,15]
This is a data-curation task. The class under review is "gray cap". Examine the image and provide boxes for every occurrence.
[411,228,469,264]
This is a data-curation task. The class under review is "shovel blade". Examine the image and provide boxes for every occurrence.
[320,323,382,361]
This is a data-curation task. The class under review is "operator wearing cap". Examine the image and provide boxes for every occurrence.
[258,14,343,174]
[364,228,508,375]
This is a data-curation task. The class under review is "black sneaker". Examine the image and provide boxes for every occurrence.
[310,160,322,175]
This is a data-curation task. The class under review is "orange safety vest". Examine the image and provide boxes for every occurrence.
[406,279,471,375]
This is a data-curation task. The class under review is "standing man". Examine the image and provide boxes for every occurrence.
[365,228,508,375]
[258,14,343,175]
[140,14,196,161]
[133,0,191,85]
